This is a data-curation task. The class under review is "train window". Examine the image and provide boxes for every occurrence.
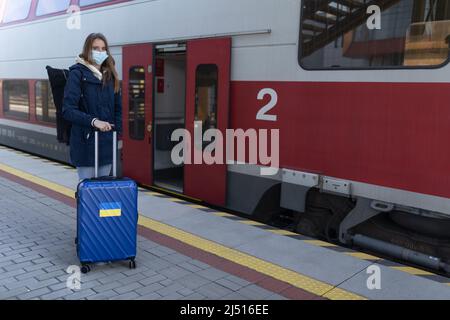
[2,80,29,120]
[36,0,71,16]
[2,0,32,23]
[79,0,111,7]
[35,81,56,124]
[195,65,218,131]
[299,0,450,69]
[128,66,145,140]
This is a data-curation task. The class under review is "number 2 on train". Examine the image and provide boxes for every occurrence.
[256,88,278,122]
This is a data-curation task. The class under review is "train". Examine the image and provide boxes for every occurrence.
[0,0,449,275]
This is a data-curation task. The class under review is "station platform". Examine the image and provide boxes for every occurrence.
[0,145,449,300]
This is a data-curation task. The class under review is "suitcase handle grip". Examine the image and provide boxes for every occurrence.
[94,129,117,178]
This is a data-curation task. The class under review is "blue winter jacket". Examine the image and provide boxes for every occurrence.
[62,63,122,167]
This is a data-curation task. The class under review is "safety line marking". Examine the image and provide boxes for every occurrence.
[345,252,380,261]
[146,191,163,196]
[149,185,201,202]
[0,163,75,199]
[241,220,266,226]
[269,229,299,236]
[0,162,365,300]
[303,240,338,247]
[187,204,209,209]
[212,212,235,217]
[392,266,435,276]
[168,198,189,203]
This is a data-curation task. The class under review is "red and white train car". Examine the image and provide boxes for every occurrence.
[0,0,449,273]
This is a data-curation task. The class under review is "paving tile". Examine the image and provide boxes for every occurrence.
[86,290,118,300]
[136,292,162,300]
[138,274,167,286]
[196,268,230,281]
[64,289,97,300]
[17,287,51,300]
[195,283,233,299]
[176,274,211,290]
[0,287,31,299]
[236,284,275,300]
[180,293,207,300]
[41,288,76,300]
[135,283,165,296]
[117,273,148,285]
[113,282,144,295]
[92,281,124,293]
[215,278,247,291]
[27,278,60,291]
[156,283,185,297]
[110,292,140,300]
[177,262,203,273]
[159,266,192,280]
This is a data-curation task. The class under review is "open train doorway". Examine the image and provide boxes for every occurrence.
[153,43,186,193]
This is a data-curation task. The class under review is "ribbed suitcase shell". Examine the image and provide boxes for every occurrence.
[76,178,138,263]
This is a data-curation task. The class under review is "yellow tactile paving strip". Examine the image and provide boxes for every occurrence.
[345,252,380,261]
[0,161,366,300]
[269,229,299,236]
[187,204,209,209]
[0,163,75,199]
[392,266,436,276]
[212,212,236,218]
[303,240,338,247]
[241,220,266,226]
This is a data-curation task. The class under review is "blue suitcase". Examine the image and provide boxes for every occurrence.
[76,131,138,273]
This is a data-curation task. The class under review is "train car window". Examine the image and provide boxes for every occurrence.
[35,81,56,124]
[195,65,218,131]
[2,80,29,120]
[2,0,32,23]
[79,0,111,7]
[128,67,145,140]
[299,0,450,69]
[36,0,71,16]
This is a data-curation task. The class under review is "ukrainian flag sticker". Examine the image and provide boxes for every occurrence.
[99,202,122,218]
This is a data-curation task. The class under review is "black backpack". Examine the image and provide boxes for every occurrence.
[46,65,71,145]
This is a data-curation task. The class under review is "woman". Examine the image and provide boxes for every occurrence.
[63,33,122,181]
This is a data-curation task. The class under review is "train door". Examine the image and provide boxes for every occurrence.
[153,43,187,193]
[184,38,231,206]
[122,43,154,185]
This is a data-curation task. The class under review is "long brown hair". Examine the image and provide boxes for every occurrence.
[79,33,120,93]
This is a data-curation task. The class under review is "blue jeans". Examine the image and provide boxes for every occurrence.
[77,165,112,181]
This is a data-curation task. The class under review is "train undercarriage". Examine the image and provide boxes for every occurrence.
[265,187,450,276]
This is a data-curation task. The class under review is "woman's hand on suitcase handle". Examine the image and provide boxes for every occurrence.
[93,119,113,132]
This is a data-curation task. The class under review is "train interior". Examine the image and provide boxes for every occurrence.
[153,44,186,193]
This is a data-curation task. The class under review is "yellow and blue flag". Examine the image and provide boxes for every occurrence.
[99,202,122,218]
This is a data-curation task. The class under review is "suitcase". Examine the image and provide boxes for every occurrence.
[76,130,138,274]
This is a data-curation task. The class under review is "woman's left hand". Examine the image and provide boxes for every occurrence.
[94,119,113,132]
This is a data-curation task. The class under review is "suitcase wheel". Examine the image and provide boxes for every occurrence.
[129,260,136,269]
[81,264,91,274]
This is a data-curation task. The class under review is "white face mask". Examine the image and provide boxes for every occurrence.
[92,50,108,65]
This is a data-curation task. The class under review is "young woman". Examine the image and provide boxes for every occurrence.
[63,33,122,181]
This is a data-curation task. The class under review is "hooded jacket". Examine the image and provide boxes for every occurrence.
[62,57,122,167]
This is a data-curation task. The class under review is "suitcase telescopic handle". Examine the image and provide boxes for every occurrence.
[94,129,117,179]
